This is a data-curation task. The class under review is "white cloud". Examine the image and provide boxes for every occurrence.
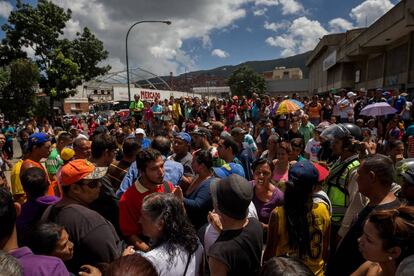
[329,17,354,33]
[279,0,304,15]
[21,45,36,60]
[246,27,253,32]
[211,49,229,58]
[265,16,328,57]
[264,21,288,32]
[48,0,251,76]
[0,1,13,19]
[255,0,304,15]
[350,0,394,27]
[255,0,279,6]
[253,8,267,16]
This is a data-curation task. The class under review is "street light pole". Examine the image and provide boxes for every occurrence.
[126,20,171,103]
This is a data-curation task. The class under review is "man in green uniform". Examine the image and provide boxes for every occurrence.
[129,94,144,125]
[321,123,365,250]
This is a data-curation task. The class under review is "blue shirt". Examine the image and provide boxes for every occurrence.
[140,137,151,150]
[237,147,255,181]
[388,96,406,113]
[2,126,14,142]
[151,104,163,119]
[116,159,183,198]
[183,177,215,229]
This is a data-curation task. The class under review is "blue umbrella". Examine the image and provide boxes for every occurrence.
[289,99,304,109]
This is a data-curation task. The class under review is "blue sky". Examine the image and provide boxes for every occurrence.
[0,0,400,75]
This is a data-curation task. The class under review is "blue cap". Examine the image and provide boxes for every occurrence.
[288,160,319,186]
[28,132,50,150]
[175,132,191,144]
[213,163,246,179]
[383,91,392,97]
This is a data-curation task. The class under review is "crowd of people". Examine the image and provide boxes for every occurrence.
[1,88,414,276]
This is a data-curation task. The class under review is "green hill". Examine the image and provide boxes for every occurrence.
[182,51,312,78]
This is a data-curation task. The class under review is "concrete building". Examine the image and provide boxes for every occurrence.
[263,67,303,81]
[266,79,309,97]
[307,0,414,94]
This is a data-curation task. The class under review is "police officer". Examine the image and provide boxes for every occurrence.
[321,123,366,249]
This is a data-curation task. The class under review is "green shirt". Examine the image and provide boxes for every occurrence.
[299,122,315,145]
[129,100,144,115]
[46,148,63,175]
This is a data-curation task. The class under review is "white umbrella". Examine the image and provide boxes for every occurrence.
[359,102,398,117]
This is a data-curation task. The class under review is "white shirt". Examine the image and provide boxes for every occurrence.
[142,242,204,276]
[338,98,351,119]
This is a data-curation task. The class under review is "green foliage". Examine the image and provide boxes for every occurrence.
[227,66,266,98]
[1,0,110,107]
[0,59,39,120]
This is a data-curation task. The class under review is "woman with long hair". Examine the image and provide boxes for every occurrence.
[174,150,215,230]
[352,206,414,276]
[264,160,330,276]
[140,193,203,276]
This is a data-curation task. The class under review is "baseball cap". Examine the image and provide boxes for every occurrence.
[28,133,50,149]
[312,162,329,182]
[60,159,107,186]
[347,91,357,98]
[383,91,392,97]
[60,148,75,162]
[288,160,319,186]
[213,163,246,179]
[231,127,247,136]
[174,132,191,144]
[210,174,253,220]
[135,128,146,136]
[191,127,212,141]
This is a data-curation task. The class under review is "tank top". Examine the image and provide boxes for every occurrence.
[272,168,289,182]
[273,203,330,276]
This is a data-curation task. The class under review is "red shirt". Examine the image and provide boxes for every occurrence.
[119,180,173,237]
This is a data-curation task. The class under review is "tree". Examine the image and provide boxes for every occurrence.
[0,59,39,120]
[1,0,110,109]
[227,66,266,98]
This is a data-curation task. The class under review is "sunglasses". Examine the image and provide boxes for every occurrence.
[80,179,101,189]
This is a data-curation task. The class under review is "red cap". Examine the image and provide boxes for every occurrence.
[312,162,329,182]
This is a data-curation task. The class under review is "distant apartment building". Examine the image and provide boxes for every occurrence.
[263,67,303,81]
[307,0,414,94]
[262,67,308,97]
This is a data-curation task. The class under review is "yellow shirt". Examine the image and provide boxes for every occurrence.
[11,159,25,196]
[274,203,330,276]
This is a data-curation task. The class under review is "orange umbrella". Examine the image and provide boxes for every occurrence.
[276,99,301,115]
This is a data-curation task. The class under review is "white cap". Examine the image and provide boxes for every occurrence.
[347,91,357,98]
[135,128,146,136]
